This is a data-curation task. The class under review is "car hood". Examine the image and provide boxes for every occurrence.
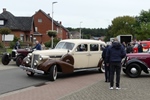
[32,49,70,56]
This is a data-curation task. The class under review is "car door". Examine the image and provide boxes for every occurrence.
[73,44,89,68]
[88,43,103,67]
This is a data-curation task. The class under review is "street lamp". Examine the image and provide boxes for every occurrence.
[80,21,82,39]
[51,1,57,48]
[52,1,57,31]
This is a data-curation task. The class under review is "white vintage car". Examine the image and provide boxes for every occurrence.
[20,39,106,81]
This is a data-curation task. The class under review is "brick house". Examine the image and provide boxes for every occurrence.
[0,8,70,47]
[0,8,34,47]
[33,9,69,43]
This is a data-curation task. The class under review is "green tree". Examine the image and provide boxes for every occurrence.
[109,16,136,37]
[0,27,11,47]
[134,9,150,40]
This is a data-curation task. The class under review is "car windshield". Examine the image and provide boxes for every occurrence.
[55,42,75,50]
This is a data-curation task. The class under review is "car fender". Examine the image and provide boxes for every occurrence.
[126,59,149,73]
[38,59,74,73]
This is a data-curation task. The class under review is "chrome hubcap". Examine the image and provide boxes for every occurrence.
[130,68,137,74]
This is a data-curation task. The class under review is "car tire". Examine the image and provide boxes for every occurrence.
[1,53,11,65]
[49,65,57,81]
[61,54,74,65]
[126,63,141,78]
[98,60,105,73]
[16,56,24,66]
[26,71,35,77]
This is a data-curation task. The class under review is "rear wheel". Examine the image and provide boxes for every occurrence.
[16,56,24,66]
[1,53,11,65]
[98,60,105,73]
[49,65,57,81]
[126,63,141,78]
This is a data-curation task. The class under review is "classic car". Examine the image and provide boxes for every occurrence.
[1,48,32,66]
[20,39,106,81]
[122,49,150,78]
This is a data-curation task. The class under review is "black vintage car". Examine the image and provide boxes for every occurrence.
[122,49,150,78]
[1,48,32,66]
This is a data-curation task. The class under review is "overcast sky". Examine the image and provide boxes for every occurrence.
[0,0,150,28]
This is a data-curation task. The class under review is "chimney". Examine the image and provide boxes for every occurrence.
[60,21,62,25]
[47,13,50,16]
[3,8,6,12]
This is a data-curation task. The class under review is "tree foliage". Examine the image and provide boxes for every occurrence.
[47,30,57,37]
[0,27,11,35]
[109,16,136,37]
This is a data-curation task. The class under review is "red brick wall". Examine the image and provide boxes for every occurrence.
[33,10,69,44]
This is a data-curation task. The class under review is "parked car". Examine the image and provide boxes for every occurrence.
[1,48,32,66]
[133,41,150,53]
[122,49,150,78]
[20,39,106,81]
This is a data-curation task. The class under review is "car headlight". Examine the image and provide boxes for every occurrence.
[39,56,43,61]
[34,60,39,66]
[27,53,32,58]
[25,58,31,64]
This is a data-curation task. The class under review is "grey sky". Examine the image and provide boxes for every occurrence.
[0,0,150,28]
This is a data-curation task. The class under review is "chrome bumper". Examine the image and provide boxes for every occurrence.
[20,65,44,74]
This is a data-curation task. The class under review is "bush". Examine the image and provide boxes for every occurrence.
[0,42,4,48]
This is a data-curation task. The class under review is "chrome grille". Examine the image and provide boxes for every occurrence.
[31,54,39,68]
[11,51,16,57]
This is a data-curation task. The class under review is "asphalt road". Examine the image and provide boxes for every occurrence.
[0,64,49,95]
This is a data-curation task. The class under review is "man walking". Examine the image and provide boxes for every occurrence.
[106,39,126,90]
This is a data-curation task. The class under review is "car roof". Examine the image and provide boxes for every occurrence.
[60,39,106,45]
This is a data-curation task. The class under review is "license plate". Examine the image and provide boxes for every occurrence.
[26,71,31,74]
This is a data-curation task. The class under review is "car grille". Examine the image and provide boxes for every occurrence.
[12,51,16,57]
[31,54,39,68]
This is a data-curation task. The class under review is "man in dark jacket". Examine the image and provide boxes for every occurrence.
[102,45,110,82]
[106,39,126,90]
[33,41,42,50]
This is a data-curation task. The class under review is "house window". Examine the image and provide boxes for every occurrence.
[0,20,4,25]
[38,19,42,23]
[35,27,38,32]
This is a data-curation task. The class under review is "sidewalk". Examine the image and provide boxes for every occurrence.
[0,63,150,100]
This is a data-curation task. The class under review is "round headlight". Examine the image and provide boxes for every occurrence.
[39,56,43,61]
[26,60,29,64]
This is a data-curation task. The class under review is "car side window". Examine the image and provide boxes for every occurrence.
[90,44,99,51]
[76,44,87,52]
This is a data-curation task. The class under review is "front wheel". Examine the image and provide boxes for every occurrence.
[1,53,11,65]
[16,56,24,66]
[49,65,57,81]
[126,63,141,78]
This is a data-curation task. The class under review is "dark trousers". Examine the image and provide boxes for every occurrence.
[104,62,110,82]
[110,62,121,87]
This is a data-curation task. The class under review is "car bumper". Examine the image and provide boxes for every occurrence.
[20,65,44,74]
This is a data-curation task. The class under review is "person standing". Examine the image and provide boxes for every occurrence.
[33,41,42,50]
[102,44,110,82]
[106,39,126,90]
[14,40,21,49]
[138,43,143,53]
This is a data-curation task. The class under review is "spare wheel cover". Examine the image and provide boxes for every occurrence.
[61,54,74,65]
